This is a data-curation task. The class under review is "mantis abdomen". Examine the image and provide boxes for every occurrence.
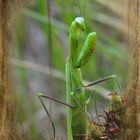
[66,61,87,140]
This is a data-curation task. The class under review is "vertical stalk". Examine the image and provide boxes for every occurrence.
[0,0,20,139]
[120,0,140,139]
[37,0,53,111]
[46,0,53,109]
[0,1,13,139]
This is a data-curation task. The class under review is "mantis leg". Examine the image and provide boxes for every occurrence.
[83,75,123,112]
[38,93,76,139]
[75,32,96,68]
[84,75,123,94]
[86,90,95,105]
[84,75,124,113]
[70,90,95,121]
[38,93,76,108]
[38,93,56,138]
[72,75,122,107]
[70,91,87,114]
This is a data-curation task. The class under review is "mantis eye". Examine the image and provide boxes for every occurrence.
[75,17,86,31]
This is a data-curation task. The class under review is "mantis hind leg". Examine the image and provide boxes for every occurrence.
[83,75,123,118]
[84,75,123,94]
[38,93,56,139]
[38,93,76,140]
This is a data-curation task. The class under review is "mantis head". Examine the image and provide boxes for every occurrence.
[69,17,86,44]
[74,17,86,31]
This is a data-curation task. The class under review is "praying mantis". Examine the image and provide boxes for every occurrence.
[38,17,123,140]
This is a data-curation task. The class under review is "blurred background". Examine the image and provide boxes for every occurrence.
[11,0,128,139]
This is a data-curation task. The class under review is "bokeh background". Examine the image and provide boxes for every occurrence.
[11,0,128,139]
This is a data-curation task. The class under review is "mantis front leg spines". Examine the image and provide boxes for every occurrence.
[66,17,96,140]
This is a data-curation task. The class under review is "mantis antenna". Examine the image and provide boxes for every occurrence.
[76,0,87,18]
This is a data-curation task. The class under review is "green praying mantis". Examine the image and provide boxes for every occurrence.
[66,17,96,140]
[38,17,123,140]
